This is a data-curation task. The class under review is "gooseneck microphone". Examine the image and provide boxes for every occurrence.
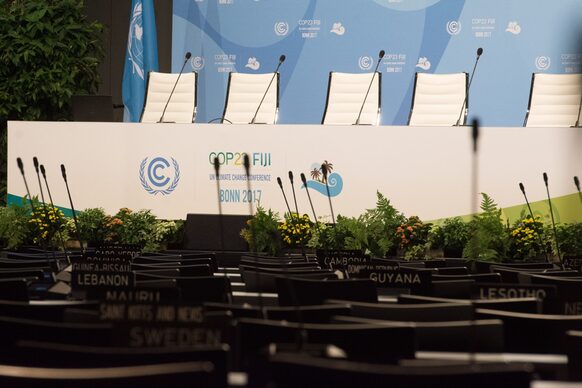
[213,158,225,254]
[455,48,483,126]
[573,92,582,127]
[543,172,562,267]
[574,176,582,204]
[300,173,319,228]
[276,177,293,216]
[249,54,285,124]
[354,49,384,125]
[32,157,46,205]
[519,182,549,263]
[321,163,336,226]
[244,154,265,316]
[158,52,192,123]
[16,158,35,212]
[60,164,83,252]
[40,165,70,262]
[288,171,306,258]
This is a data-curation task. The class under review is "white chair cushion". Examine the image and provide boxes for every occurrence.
[525,73,582,127]
[322,72,381,125]
[408,73,467,126]
[223,72,279,124]
[141,71,196,124]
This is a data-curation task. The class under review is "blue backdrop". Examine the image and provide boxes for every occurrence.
[172,0,582,126]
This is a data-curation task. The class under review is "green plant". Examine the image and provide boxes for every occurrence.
[395,216,431,249]
[439,217,470,256]
[0,0,104,203]
[76,207,111,244]
[240,206,281,255]
[278,213,313,248]
[463,193,509,261]
[110,208,157,250]
[0,200,33,248]
[556,222,582,259]
[360,192,406,257]
[28,205,67,247]
[509,215,549,259]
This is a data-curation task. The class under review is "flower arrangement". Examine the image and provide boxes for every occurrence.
[28,206,67,246]
[509,216,548,259]
[395,216,431,250]
[278,213,313,248]
[240,206,281,255]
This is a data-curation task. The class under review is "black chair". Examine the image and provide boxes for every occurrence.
[236,318,416,366]
[204,302,352,323]
[276,277,377,306]
[415,279,475,299]
[243,268,336,292]
[326,299,473,322]
[0,361,225,387]
[475,308,582,353]
[431,273,501,283]
[398,294,542,314]
[266,353,532,388]
[0,300,99,321]
[332,315,504,352]
[566,330,582,381]
[179,276,232,304]
[529,274,582,314]
[0,279,31,301]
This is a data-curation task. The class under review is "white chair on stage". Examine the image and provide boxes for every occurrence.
[321,72,381,125]
[523,73,582,127]
[140,71,197,123]
[408,72,468,126]
[221,72,279,124]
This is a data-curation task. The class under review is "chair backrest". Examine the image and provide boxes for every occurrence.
[141,71,197,123]
[336,300,473,322]
[222,72,279,124]
[524,73,582,127]
[567,330,582,380]
[408,72,468,126]
[321,72,381,125]
[276,277,377,306]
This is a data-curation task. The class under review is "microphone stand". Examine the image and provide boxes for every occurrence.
[575,176,582,204]
[61,164,84,254]
[573,92,582,127]
[543,173,563,268]
[455,49,483,126]
[40,165,70,266]
[519,183,550,263]
[158,52,192,123]
[250,55,285,124]
[354,49,384,125]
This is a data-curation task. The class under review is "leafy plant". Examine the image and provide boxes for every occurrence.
[76,207,111,244]
[0,200,32,249]
[431,217,470,257]
[110,208,158,250]
[360,192,406,257]
[28,205,67,247]
[556,222,582,259]
[463,193,509,261]
[0,0,104,203]
[240,206,281,255]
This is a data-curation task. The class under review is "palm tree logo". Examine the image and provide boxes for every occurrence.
[322,160,333,173]
[310,168,321,181]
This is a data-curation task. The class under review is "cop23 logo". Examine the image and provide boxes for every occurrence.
[139,157,180,195]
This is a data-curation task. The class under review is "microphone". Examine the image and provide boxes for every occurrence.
[276,177,293,216]
[16,158,35,212]
[519,182,549,263]
[468,119,480,260]
[573,91,582,127]
[543,172,563,268]
[300,173,319,228]
[213,157,231,286]
[354,49,384,125]
[288,171,306,258]
[158,52,192,123]
[249,54,286,124]
[244,154,265,317]
[455,48,484,126]
[32,157,46,205]
[321,163,336,226]
[60,164,84,252]
[40,165,70,263]
[574,176,582,204]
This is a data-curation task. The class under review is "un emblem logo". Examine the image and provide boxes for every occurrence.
[139,157,180,196]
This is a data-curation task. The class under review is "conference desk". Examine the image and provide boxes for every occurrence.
[7,121,582,222]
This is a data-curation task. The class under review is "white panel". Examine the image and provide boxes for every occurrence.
[7,122,582,222]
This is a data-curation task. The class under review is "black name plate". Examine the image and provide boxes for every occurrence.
[350,265,432,290]
[472,283,557,300]
[86,287,180,302]
[316,250,370,269]
[72,271,135,289]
